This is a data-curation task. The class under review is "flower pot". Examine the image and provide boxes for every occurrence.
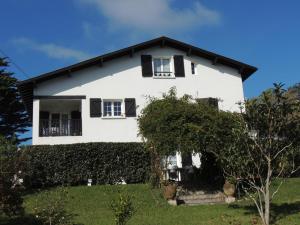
[223,181,235,197]
[163,183,177,200]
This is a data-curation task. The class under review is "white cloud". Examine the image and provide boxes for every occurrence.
[12,38,91,61]
[78,0,220,33]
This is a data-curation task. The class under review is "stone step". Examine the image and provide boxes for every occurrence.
[177,192,226,205]
[178,193,224,201]
[181,198,225,205]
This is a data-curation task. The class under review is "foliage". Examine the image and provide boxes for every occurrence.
[138,84,299,225]
[0,57,30,144]
[138,87,218,157]
[138,88,219,185]
[110,191,135,225]
[211,83,300,225]
[0,136,24,217]
[20,142,150,188]
[33,187,73,225]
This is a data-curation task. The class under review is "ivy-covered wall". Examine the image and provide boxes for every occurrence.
[21,142,150,187]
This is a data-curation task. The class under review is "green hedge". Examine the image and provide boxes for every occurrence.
[21,142,150,187]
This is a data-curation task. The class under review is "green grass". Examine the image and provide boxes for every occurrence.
[1,178,300,225]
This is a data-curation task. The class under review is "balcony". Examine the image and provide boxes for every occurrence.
[39,119,82,137]
[153,71,173,78]
[38,99,82,137]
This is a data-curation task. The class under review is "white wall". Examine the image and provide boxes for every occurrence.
[32,46,245,145]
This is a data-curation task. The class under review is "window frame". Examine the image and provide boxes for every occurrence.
[102,99,125,118]
[152,56,174,79]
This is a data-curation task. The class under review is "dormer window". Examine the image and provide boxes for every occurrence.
[153,58,172,78]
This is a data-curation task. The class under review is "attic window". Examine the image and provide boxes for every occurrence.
[153,58,172,78]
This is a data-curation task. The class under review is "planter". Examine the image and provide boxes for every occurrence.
[163,183,177,200]
[223,181,235,197]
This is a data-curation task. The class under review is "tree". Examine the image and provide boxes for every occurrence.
[138,87,219,185]
[33,187,74,225]
[0,57,30,144]
[211,84,300,225]
[0,136,24,216]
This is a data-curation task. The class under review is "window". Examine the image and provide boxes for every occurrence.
[191,62,196,75]
[113,101,122,116]
[153,58,172,78]
[103,100,123,117]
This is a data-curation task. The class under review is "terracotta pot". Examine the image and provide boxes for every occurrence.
[163,184,177,200]
[223,181,235,197]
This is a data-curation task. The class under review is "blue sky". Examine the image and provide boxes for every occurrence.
[1,0,299,143]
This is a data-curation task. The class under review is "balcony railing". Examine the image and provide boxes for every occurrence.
[39,119,82,137]
[153,71,173,78]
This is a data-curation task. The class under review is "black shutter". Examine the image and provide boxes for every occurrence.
[174,55,185,77]
[125,98,136,117]
[198,98,218,109]
[39,111,49,119]
[90,98,102,117]
[141,55,153,77]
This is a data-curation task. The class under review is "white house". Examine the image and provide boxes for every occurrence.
[18,36,257,176]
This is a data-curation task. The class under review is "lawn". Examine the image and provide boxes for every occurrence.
[1,178,300,225]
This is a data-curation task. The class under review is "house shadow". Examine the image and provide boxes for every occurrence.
[0,214,40,225]
[229,201,300,224]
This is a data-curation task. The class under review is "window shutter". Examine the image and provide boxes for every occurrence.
[39,111,49,119]
[125,98,136,117]
[90,98,102,117]
[174,55,185,77]
[198,98,218,109]
[141,55,153,77]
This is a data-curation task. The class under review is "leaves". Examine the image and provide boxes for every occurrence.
[138,87,218,157]
[110,191,135,225]
[0,57,30,144]
[20,142,150,188]
[33,187,73,225]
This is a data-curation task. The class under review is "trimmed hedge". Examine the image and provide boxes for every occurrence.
[21,142,150,187]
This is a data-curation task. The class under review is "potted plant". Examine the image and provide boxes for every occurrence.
[223,180,235,197]
[162,181,177,200]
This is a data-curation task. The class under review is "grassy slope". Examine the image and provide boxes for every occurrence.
[1,178,300,225]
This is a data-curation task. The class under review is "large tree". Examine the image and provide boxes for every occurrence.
[211,84,300,225]
[0,57,30,143]
[138,87,219,185]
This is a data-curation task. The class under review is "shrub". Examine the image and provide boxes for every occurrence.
[21,142,150,188]
[33,187,73,225]
[0,136,24,216]
[110,192,135,225]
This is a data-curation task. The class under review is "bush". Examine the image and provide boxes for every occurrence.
[110,192,135,225]
[33,187,73,225]
[0,136,24,216]
[21,142,150,188]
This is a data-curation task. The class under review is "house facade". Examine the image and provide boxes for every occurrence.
[18,37,257,149]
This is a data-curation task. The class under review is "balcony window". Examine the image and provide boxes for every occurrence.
[39,99,82,137]
[153,58,172,78]
[39,113,82,137]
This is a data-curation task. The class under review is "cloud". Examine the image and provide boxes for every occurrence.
[78,0,220,34]
[12,37,91,61]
